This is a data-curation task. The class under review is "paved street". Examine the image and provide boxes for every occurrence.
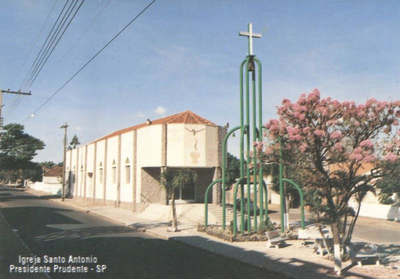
[0,186,288,279]
[266,204,400,245]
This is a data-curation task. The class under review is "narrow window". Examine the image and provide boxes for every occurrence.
[99,162,103,184]
[72,167,76,184]
[125,158,131,184]
[112,160,117,184]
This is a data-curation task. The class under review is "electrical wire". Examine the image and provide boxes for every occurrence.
[19,0,70,92]
[3,0,156,136]
[13,0,59,91]
[25,0,85,91]
[9,0,111,122]
[31,0,156,117]
[5,0,58,119]
[8,0,84,123]
[23,0,78,90]
[52,0,113,69]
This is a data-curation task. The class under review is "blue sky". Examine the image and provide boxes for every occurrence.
[0,0,400,162]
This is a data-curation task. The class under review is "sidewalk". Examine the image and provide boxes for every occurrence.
[12,188,400,278]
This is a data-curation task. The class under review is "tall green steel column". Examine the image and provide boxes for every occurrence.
[205,23,267,237]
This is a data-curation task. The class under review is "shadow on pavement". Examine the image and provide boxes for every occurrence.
[0,193,60,202]
[1,205,292,279]
[0,188,26,192]
[1,206,80,240]
[33,225,145,243]
[170,235,376,279]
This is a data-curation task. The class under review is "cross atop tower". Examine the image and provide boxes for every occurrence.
[239,23,262,56]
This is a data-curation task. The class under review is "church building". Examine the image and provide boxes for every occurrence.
[65,110,226,212]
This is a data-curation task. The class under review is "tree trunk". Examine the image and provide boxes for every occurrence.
[345,200,362,247]
[171,193,178,232]
[316,213,333,259]
[332,221,342,275]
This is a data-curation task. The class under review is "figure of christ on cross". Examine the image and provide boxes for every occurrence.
[239,23,262,56]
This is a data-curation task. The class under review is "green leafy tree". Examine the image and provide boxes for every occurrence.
[0,124,45,182]
[69,135,80,149]
[159,168,197,232]
[376,167,400,204]
[267,159,301,208]
[226,153,241,187]
[40,161,57,169]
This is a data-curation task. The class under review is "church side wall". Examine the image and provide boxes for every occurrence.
[73,146,84,199]
[137,125,163,167]
[76,148,83,197]
[106,136,119,202]
[205,125,224,167]
[68,148,78,197]
[136,125,163,206]
[166,124,184,166]
[65,151,71,196]
[141,168,166,211]
[95,140,106,201]
[86,143,95,199]
[194,168,215,203]
[120,132,134,204]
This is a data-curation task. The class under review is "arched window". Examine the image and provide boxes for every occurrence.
[99,162,103,184]
[112,160,117,184]
[125,158,131,184]
[72,166,76,184]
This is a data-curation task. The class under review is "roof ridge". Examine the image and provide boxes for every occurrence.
[183,110,190,123]
[161,111,182,124]
[91,110,217,143]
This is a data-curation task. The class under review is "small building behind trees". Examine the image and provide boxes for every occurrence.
[30,165,63,195]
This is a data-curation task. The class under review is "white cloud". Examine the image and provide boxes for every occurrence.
[154,106,167,116]
[136,112,145,119]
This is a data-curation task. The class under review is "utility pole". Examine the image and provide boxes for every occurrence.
[0,89,32,131]
[61,123,69,201]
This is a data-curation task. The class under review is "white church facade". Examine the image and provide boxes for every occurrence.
[65,110,226,212]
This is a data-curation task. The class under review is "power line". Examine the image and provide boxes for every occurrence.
[5,0,59,119]
[19,0,70,92]
[24,0,85,91]
[0,90,32,133]
[52,0,113,69]
[10,0,111,122]
[7,0,81,123]
[13,0,59,91]
[31,0,156,117]
[23,0,79,90]
[9,1,84,121]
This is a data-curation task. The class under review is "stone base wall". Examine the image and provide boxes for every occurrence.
[141,167,166,205]
[194,168,215,203]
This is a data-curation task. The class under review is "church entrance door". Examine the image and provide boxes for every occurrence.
[174,181,195,201]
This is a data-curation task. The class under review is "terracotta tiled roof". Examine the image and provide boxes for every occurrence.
[43,166,63,177]
[94,110,217,142]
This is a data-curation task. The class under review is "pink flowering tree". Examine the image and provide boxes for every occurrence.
[263,90,400,274]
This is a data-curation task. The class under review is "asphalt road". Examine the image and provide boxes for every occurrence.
[0,186,289,279]
[267,205,400,245]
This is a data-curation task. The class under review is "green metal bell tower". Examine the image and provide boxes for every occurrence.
[205,23,267,236]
